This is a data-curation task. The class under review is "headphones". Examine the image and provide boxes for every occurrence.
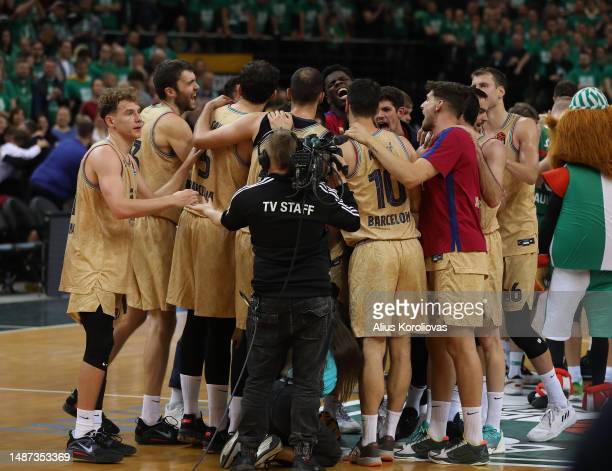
[257,129,301,171]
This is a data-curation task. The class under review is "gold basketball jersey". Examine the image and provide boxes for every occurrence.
[489,113,537,255]
[342,129,419,246]
[476,135,500,234]
[132,103,183,223]
[59,139,137,295]
[184,104,250,215]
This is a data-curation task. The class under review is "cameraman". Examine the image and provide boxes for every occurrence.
[192,128,360,471]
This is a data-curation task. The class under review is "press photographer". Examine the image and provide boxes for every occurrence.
[191,128,360,471]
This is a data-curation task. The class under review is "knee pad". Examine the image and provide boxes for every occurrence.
[82,323,114,370]
[510,336,548,359]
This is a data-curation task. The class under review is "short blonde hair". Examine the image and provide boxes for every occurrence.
[264,129,298,168]
[98,86,138,119]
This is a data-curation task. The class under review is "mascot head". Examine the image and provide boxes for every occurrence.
[546,87,612,177]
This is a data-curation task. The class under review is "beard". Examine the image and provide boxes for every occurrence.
[175,93,195,113]
[421,113,434,132]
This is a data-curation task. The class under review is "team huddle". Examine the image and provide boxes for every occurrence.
[57,57,611,468]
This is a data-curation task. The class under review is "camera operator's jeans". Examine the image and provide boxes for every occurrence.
[238,295,335,450]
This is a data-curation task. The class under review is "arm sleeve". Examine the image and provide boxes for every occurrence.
[1,144,42,160]
[421,128,461,177]
[220,188,250,231]
[319,183,360,232]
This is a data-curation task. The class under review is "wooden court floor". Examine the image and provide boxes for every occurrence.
[0,314,577,470]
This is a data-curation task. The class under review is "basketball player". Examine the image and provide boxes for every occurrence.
[166,60,279,448]
[375,86,419,149]
[322,64,353,135]
[459,89,508,454]
[347,81,490,465]
[189,67,332,436]
[333,79,425,466]
[472,67,576,441]
[60,87,199,463]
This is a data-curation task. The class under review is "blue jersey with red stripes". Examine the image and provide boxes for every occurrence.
[418,127,486,257]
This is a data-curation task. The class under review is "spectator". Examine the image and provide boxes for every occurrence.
[55,39,75,81]
[144,33,177,62]
[79,78,104,122]
[35,114,57,147]
[10,59,34,119]
[0,126,48,196]
[186,0,222,33]
[416,1,444,37]
[1,28,16,70]
[0,56,16,113]
[51,105,76,142]
[11,0,44,42]
[64,58,92,112]
[102,71,118,88]
[90,43,115,80]
[130,51,148,81]
[566,51,602,88]
[31,41,46,80]
[222,2,249,35]
[111,45,130,84]
[270,0,295,37]
[123,31,140,61]
[30,115,93,208]
[33,57,63,124]
[169,15,191,53]
[94,0,122,30]
[297,0,325,38]
[248,0,273,37]
[0,112,8,144]
[536,45,573,110]
[502,32,531,105]
[71,0,103,53]
[127,70,153,108]
[360,0,389,38]
[8,107,25,128]
[198,71,215,100]
[48,1,72,42]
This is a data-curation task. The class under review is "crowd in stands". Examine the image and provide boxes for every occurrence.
[0,0,610,207]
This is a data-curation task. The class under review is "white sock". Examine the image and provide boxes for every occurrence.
[406,385,426,412]
[141,395,161,426]
[606,367,612,383]
[485,392,504,431]
[228,397,242,433]
[168,387,183,410]
[384,409,402,438]
[429,401,450,441]
[74,409,95,439]
[180,374,202,416]
[541,368,568,407]
[361,414,378,446]
[447,385,461,421]
[422,388,432,425]
[480,377,488,423]
[206,384,228,429]
[93,410,102,431]
[568,366,582,384]
[508,352,524,378]
[462,407,483,445]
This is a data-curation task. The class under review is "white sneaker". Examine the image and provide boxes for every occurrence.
[504,376,524,396]
[527,403,577,442]
[164,402,184,425]
[332,401,361,434]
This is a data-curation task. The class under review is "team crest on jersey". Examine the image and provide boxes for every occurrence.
[496,131,506,143]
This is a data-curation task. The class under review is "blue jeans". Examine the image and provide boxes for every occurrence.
[238,295,334,450]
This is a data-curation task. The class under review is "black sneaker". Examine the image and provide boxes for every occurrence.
[446,412,464,443]
[231,446,257,471]
[395,406,419,440]
[63,389,120,435]
[135,417,180,445]
[66,431,123,464]
[178,413,208,445]
[428,439,489,465]
[97,430,137,456]
[255,434,282,468]
[203,427,232,453]
[220,432,240,469]
[293,441,325,471]
[411,435,449,460]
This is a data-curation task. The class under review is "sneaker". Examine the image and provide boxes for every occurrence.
[255,434,282,468]
[293,441,324,471]
[446,412,464,443]
[504,376,524,395]
[376,435,396,462]
[395,430,447,462]
[332,401,361,434]
[482,424,505,454]
[66,430,123,464]
[220,432,240,469]
[203,427,232,454]
[395,407,419,441]
[428,439,489,465]
[178,413,208,445]
[63,389,120,435]
[349,441,382,467]
[527,403,577,442]
[97,430,137,456]
[164,402,184,425]
[231,446,257,471]
[135,417,179,445]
